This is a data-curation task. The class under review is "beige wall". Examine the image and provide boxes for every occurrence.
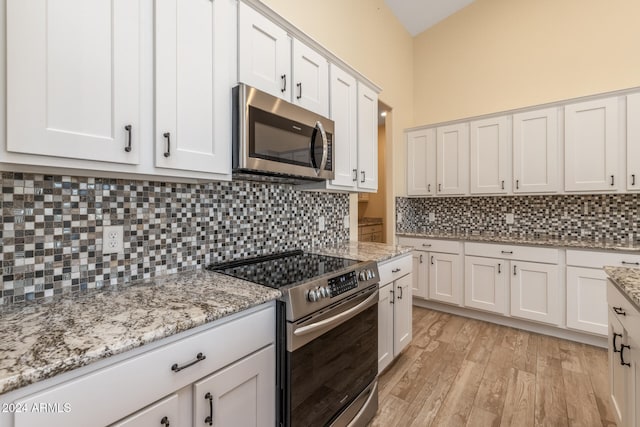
[413,0,640,125]
[259,0,414,225]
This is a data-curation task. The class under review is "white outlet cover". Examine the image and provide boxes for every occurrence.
[318,216,326,232]
[397,212,403,223]
[429,212,435,222]
[343,215,350,229]
[505,213,515,224]
[103,225,124,255]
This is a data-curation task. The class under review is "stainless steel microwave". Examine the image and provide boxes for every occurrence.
[232,84,335,182]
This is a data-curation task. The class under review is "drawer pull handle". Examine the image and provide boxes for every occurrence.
[281,74,287,93]
[501,180,505,190]
[171,352,206,372]
[390,288,394,304]
[419,254,423,264]
[204,392,213,425]
[438,183,442,192]
[621,261,639,266]
[422,243,432,247]
[501,250,513,255]
[428,183,431,193]
[613,307,627,316]
[397,285,403,299]
[392,268,401,273]
[353,169,358,182]
[498,263,501,274]
[610,175,615,186]
[632,174,637,186]
[431,255,434,265]
[124,125,132,152]
[163,132,171,158]
[613,333,623,352]
[513,265,517,276]
[296,82,302,99]
[516,179,520,190]
[620,344,631,367]
[160,416,170,426]
[361,170,366,183]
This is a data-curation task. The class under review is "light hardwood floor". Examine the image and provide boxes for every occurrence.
[370,307,616,427]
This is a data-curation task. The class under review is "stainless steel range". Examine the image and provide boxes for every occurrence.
[209,250,380,427]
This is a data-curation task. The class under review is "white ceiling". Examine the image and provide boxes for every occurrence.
[384,0,476,36]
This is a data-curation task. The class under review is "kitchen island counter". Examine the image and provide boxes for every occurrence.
[604,266,640,311]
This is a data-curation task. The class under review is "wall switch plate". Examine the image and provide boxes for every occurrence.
[318,216,325,232]
[343,215,350,229]
[103,225,124,255]
[505,213,515,224]
[397,212,403,223]
[429,212,435,222]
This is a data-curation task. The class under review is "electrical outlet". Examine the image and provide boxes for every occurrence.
[429,212,435,222]
[343,215,350,229]
[397,212,403,223]
[505,213,515,224]
[103,225,124,255]
[318,216,325,232]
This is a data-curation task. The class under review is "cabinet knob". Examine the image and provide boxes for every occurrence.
[160,416,170,426]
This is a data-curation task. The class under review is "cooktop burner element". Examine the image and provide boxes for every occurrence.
[208,250,360,289]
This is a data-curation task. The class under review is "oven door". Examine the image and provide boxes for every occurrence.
[284,286,378,427]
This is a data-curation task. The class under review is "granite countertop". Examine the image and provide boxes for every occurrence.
[314,241,412,264]
[604,266,640,311]
[397,230,640,252]
[0,270,281,395]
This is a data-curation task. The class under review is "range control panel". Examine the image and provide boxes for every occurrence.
[328,271,358,297]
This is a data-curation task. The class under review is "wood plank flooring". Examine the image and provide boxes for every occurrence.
[369,307,616,427]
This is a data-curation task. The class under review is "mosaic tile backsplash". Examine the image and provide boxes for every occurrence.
[396,194,640,241]
[0,172,349,305]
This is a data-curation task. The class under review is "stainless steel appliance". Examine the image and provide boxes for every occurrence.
[209,250,380,427]
[232,84,335,182]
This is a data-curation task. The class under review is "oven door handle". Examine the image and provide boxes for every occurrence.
[293,289,379,337]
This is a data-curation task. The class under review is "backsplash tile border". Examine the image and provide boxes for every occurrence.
[0,172,349,305]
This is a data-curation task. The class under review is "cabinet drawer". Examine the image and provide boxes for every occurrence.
[378,254,412,285]
[607,280,640,337]
[14,305,275,427]
[465,242,558,264]
[396,237,460,254]
[567,249,640,269]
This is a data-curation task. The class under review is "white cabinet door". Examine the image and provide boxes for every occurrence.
[608,311,628,426]
[328,65,358,190]
[566,267,608,336]
[627,93,640,190]
[111,394,180,427]
[292,39,328,116]
[470,117,509,194]
[464,256,508,315]
[565,97,620,191]
[407,129,437,196]
[393,274,413,356]
[238,2,291,100]
[428,252,462,305]
[378,282,394,373]
[436,123,469,195]
[412,251,429,299]
[357,83,379,191]
[629,332,640,427]
[510,261,560,325]
[193,344,275,427]
[7,0,141,164]
[155,0,232,176]
[512,108,559,193]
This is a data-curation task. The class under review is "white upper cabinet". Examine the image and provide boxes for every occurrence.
[512,107,559,193]
[238,2,291,100]
[436,123,469,195]
[406,129,436,196]
[357,82,379,191]
[565,97,620,192]
[327,64,358,190]
[627,93,640,190]
[470,116,510,194]
[6,0,142,164]
[292,40,329,117]
[155,0,232,175]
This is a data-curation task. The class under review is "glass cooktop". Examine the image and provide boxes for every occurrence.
[207,250,360,289]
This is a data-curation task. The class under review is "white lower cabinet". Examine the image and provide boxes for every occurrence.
[411,251,429,298]
[10,304,275,427]
[607,281,640,427]
[510,261,560,325]
[378,255,413,373]
[464,255,508,315]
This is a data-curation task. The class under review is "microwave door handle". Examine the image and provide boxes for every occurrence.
[309,125,319,172]
[316,121,328,174]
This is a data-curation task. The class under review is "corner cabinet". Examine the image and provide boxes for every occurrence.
[5,304,276,427]
[378,255,412,373]
[607,281,640,427]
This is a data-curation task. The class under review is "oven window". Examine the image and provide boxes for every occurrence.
[249,106,313,167]
[288,303,377,427]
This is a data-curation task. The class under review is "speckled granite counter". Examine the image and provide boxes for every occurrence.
[0,270,281,395]
[397,231,640,252]
[313,241,412,264]
[604,266,640,310]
